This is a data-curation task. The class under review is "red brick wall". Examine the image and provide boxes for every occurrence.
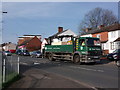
[18,37,31,45]
[18,39,24,45]
[92,32,108,42]
[24,37,31,40]
[26,36,42,51]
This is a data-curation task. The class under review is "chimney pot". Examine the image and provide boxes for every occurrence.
[58,27,63,33]
[98,25,104,29]
[85,28,91,32]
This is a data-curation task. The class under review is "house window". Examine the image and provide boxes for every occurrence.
[105,43,109,49]
[101,43,104,50]
[116,42,120,49]
[111,42,115,50]
[111,32,116,38]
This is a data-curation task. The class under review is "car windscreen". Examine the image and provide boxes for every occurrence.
[86,38,100,46]
[36,51,41,53]
[23,50,29,52]
[5,51,10,53]
[113,49,120,53]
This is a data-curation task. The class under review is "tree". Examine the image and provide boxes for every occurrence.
[79,7,118,35]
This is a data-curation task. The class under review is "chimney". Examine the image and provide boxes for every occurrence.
[98,25,104,29]
[58,27,63,33]
[85,28,91,32]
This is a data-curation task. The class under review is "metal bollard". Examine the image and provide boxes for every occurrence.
[17,57,19,74]
[3,59,5,83]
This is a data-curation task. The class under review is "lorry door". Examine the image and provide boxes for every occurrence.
[78,39,87,54]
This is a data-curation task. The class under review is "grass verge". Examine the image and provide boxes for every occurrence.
[2,74,21,90]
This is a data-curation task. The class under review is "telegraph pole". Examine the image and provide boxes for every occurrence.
[0,11,7,90]
[1,11,7,44]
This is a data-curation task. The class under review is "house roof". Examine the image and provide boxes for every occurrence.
[5,43,16,46]
[49,29,77,38]
[84,24,120,35]
[114,37,120,42]
[18,38,33,46]
[18,36,40,46]
[18,37,24,38]
[18,35,41,38]
[49,29,68,38]
[23,35,41,36]
[101,40,108,43]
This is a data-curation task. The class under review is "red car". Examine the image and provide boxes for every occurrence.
[8,49,16,53]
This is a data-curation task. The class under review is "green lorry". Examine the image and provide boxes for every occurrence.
[44,36,102,64]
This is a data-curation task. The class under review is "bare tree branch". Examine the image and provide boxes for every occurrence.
[79,7,118,35]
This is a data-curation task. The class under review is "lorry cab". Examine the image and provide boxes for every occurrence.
[74,37,102,63]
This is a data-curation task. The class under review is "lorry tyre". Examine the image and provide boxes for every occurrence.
[73,55,81,64]
[48,53,55,61]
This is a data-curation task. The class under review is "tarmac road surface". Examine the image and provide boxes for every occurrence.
[6,55,119,89]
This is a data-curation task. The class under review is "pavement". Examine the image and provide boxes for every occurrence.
[7,65,93,89]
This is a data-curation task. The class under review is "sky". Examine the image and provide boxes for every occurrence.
[1,1,119,44]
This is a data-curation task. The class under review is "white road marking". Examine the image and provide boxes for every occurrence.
[70,66,104,72]
[20,62,28,65]
[34,62,40,65]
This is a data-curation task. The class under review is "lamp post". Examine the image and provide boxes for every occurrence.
[1,11,7,44]
[0,11,7,90]
[2,12,7,13]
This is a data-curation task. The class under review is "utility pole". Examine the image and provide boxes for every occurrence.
[1,11,7,44]
[2,12,7,13]
[0,11,7,90]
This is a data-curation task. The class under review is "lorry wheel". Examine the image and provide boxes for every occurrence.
[73,55,81,64]
[48,53,55,61]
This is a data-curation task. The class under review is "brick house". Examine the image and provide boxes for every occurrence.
[92,30,109,55]
[18,35,41,45]
[3,42,17,51]
[108,28,120,53]
[17,35,42,52]
[81,24,120,55]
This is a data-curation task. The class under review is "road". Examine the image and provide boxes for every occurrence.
[16,55,119,89]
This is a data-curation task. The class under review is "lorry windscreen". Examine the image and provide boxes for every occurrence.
[86,38,100,46]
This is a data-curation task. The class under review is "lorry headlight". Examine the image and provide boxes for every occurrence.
[113,54,118,59]
[45,47,47,50]
[88,58,91,60]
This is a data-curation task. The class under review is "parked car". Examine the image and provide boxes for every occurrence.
[107,53,114,60]
[16,49,30,56]
[3,51,12,56]
[9,49,16,53]
[107,49,120,66]
[16,49,21,55]
[22,50,30,56]
[107,49,120,60]
[31,51,41,58]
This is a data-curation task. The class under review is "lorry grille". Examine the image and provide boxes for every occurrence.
[88,51,101,56]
